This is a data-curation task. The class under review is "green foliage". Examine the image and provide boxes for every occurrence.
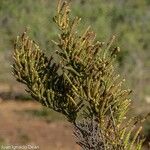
[12,1,146,149]
[0,0,149,103]
[143,118,150,139]
[0,0,56,52]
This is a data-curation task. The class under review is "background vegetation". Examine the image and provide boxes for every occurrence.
[0,0,150,148]
[0,0,150,102]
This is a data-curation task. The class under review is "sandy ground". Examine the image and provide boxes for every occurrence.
[0,84,149,150]
[0,100,80,150]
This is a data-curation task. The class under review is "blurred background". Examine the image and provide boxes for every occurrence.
[0,0,149,149]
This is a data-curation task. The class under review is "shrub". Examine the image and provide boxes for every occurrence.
[12,0,145,149]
